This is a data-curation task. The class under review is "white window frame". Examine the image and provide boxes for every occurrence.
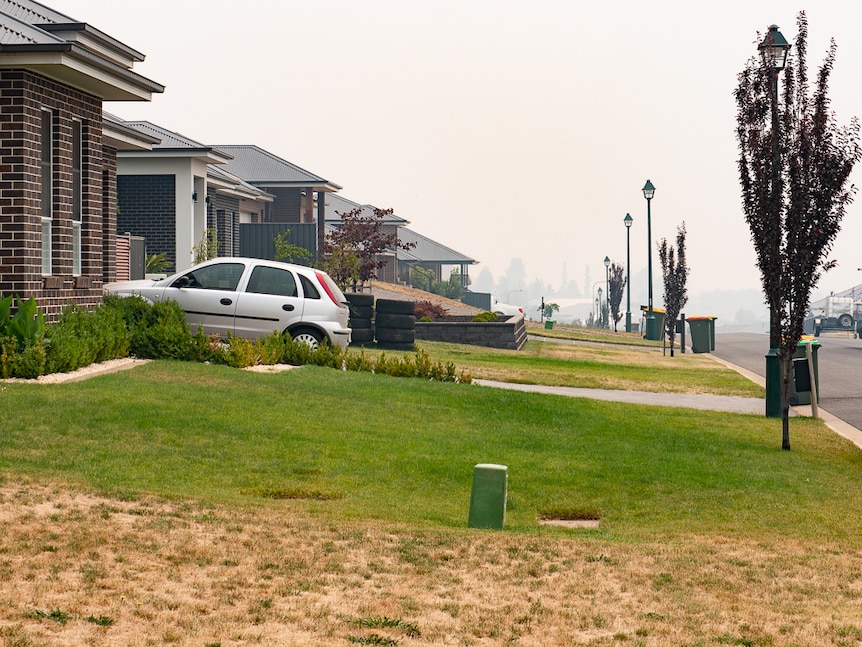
[40,108,53,276]
[71,119,82,276]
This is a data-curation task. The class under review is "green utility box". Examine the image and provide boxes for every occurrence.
[686,316,717,353]
[640,306,666,341]
[789,338,820,406]
[468,463,508,530]
[544,320,555,330]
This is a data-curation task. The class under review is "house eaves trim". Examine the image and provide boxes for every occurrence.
[37,21,146,67]
[120,148,232,166]
[0,42,165,100]
[102,116,160,152]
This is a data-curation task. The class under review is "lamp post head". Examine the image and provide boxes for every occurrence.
[642,179,655,200]
[760,24,791,71]
[604,256,611,268]
[624,213,633,228]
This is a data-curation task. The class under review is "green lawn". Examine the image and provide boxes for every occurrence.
[2,360,858,542]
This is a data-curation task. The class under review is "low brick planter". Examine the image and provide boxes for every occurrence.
[414,314,527,350]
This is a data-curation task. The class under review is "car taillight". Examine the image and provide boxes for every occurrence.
[315,271,343,307]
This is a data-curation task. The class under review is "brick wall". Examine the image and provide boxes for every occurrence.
[117,174,176,269]
[0,69,105,320]
[268,187,302,222]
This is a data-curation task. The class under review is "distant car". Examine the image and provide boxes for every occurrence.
[493,301,524,317]
[104,257,351,348]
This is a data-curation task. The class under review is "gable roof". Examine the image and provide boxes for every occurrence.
[324,193,408,225]
[102,111,161,151]
[121,121,233,165]
[214,145,342,192]
[396,227,476,265]
[0,0,164,100]
[206,163,274,203]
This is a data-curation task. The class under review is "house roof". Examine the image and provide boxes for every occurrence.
[214,145,342,192]
[102,111,161,151]
[207,164,273,203]
[0,0,164,100]
[324,193,408,225]
[121,121,233,165]
[396,227,476,265]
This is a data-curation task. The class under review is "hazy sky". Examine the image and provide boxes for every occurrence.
[56,0,862,307]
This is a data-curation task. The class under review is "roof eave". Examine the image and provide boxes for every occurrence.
[0,45,164,100]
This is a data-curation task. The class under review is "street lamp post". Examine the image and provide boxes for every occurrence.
[760,24,791,419]
[642,180,656,339]
[603,256,611,329]
[596,287,603,325]
[624,213,633,332]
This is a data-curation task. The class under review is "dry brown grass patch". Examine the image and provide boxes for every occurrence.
[2,479,862,646]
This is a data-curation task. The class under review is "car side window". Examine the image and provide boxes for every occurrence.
[298,274,321,299]
[174,263,245,290]
[246,266,298,297]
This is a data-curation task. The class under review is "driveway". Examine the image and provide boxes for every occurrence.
[712,332,862,432]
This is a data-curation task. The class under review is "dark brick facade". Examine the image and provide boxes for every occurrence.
[0,69,108,319]
[117,174,176,269]
[268,187,302,222]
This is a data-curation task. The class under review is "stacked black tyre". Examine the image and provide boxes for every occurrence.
[374,299,416,351]
[346,293,375,346]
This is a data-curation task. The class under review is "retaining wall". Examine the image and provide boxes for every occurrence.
[414,314,527,350]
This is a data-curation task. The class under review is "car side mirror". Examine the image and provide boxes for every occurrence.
[173,275,191,288]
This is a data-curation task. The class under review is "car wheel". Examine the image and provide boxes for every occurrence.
[290,327,324,349]
[839,314,854,328]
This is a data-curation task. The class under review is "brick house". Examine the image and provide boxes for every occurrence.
[0,0,163,318]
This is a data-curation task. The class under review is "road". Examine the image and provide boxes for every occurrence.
[712,332,862,431]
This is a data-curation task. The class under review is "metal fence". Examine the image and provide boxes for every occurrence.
[239,223,317,262]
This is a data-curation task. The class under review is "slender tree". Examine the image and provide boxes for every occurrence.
[735,12,860,449]
[607,262,626,332]
[658,223,689,357]
[323,207,415,290]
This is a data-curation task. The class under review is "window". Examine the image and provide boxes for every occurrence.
[246,266,297,297]
[175,262,244,290]
[72,120,82,276]
[299,274,320,299]
[40,109,53,275]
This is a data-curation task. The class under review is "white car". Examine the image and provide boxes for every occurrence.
[104,258,351,348]
[493,300,524,317]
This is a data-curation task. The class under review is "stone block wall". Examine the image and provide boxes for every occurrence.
[415,314,527,350]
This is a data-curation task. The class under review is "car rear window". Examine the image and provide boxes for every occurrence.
[298,274,320,299]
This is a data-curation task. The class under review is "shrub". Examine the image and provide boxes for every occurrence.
[103,297,194,361]
[414,300,449,320]
[471,311,498,322]
[45,304,131,374]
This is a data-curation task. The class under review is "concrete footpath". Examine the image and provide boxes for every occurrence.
[474,353,862,451]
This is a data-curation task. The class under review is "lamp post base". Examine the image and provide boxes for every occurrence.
[625,312,631,333]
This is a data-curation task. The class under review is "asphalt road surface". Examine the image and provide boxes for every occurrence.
[712,332,862,431]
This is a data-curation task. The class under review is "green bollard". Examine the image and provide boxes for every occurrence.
[468,464,508,530]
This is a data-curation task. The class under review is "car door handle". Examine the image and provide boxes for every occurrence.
[220,298,233,306]
[282,304,295,312]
